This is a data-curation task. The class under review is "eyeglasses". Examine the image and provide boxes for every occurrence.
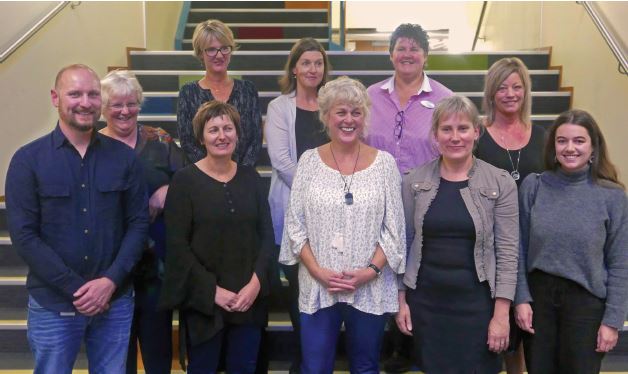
[394,110,405,140]
[203,46,232,57]
[109,102,139,111]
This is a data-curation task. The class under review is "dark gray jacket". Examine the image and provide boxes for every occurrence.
[401,157,519,300]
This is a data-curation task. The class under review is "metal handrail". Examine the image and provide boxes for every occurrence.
[580,2,627,76]
[472,1,488,52]
[174,1,191,51]
[328,1,346,51]
[0,2,71,63]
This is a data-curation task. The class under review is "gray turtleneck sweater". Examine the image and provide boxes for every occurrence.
[515,167,628,329]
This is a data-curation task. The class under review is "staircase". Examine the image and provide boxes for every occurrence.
[1,1,627,373]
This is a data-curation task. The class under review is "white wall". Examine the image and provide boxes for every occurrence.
[596,2,628,54]
[0,2,144,195]
[475,2,544,51]
[541,2,628,184]
[146,1,182,51]
[346,1,484,51]
[0,1,60,53]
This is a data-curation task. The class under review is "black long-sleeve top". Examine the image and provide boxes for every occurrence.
[159,163,275,345]
[177,80,262,165]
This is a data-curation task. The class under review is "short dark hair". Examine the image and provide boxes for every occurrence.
[192,101,241,146]
[389,23,429,55]
[544,109,624,189]
[279,38,331,94]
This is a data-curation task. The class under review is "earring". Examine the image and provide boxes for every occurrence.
[589,154,594,164]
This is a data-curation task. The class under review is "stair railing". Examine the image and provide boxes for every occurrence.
[174,1,191,51]
[471,1,488,51]
[0,1,76,63]
[328,1,346,51]
[579,1,627,76]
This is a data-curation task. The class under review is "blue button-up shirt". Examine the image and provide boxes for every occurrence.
[5,125,149,312]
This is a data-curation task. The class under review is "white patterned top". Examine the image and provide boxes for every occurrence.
[279,148,406,315]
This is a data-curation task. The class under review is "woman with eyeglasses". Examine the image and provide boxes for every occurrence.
[177,19,262,165]
[99,70,188,374]
[366,23,453,175]
[265,37,331,373]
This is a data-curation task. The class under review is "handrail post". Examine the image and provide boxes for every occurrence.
[174,1,191,51]
[340,1,346,50]
[472,1,488,51]
[328,1,345,51]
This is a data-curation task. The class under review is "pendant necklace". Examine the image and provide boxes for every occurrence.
[506,149,521,180]
[500,134,522,180]
[504,146,522,181]
[329,143,360,205]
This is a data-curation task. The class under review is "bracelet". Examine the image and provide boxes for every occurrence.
[367,263,382,276]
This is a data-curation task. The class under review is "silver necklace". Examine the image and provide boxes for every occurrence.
[505,148,522,180]
[499,132,523,181]
[329,143,360,205]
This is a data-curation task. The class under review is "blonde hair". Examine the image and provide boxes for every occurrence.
[431,95,483,135]
[100,70,144,108]
[192,19,237,64]
[318,77,371,134]
[482,57,532,127]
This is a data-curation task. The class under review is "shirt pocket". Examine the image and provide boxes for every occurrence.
[479,187,500,215]
[96,179,128,216]
[38,184,71,224]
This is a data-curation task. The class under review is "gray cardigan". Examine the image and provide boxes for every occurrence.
[516,168,628,329]
[265,93,298,244]
[401,157,519,300]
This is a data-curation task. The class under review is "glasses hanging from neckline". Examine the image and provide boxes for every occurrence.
[394,110,405,140]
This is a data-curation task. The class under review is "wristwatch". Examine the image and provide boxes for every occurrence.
[367,263,382,276]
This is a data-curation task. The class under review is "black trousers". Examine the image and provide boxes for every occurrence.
[523,270,606,374]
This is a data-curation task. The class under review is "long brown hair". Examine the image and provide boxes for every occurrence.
[279,38,330,94]
[544,109,624,189]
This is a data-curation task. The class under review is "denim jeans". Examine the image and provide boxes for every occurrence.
[523,271,605,374]
[186,323,262,374]
[300,303,388,374]
[27,291,134,374]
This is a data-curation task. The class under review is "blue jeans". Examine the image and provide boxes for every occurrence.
[186,323,262,374]
[300,303,388,374]
[27,292,134,374]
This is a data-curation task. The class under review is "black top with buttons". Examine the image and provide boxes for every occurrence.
[160,163,275,346]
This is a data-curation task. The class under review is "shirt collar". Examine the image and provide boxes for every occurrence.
[380,72,432,95]
[52,123,67,149]
[52,122,100,149]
